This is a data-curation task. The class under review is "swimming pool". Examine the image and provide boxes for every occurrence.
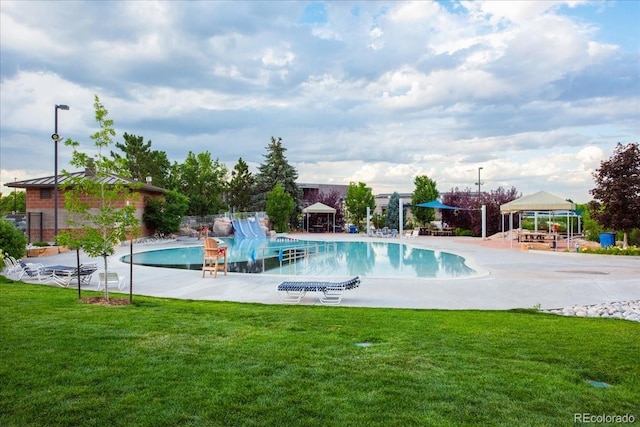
[121,238,477,279]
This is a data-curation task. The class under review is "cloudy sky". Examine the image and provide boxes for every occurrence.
[1,1,638,203]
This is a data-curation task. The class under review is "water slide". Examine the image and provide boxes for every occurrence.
[232,219,266,238]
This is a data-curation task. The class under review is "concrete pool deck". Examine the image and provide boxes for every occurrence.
[13,233,640,310]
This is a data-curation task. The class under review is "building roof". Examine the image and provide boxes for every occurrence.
[5,171,167,194]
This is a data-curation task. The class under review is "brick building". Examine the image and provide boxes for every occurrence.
[6,171,166,243]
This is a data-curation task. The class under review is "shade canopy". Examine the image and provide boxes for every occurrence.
[302,202,336,233]
[500,191,575,213]
[302,202,336,214]
[412,200,460,210]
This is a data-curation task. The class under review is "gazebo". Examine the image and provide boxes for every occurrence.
[500,191,577,248]
[302,202,336,233]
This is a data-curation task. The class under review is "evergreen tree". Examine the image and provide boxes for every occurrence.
[111,133,171,188]
[253,137,302,214]
[385,192,404,230]
[228,157,255,213]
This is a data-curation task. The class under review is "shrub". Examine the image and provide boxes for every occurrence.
[0,220,27,259]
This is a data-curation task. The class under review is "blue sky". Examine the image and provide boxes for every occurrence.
[1,0,638,203]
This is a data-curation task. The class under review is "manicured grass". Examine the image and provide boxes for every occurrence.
[1,278,638,426]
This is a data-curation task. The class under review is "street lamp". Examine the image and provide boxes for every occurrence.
[476,167,483,197]
[53,104,69,240]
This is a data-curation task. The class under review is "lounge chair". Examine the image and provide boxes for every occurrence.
[277,276,360,305]
[15,260,52,282]
[202,237,227,278]
[3,256,21,275]
[98,271,127,291]
[49,263,98,288]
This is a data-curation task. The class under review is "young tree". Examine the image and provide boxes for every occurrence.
[411,175,439,226]
[266,183,295,232]
[111,133,171,188]
[178,151,228,217]
[228,157,255,213]
[344,182,375,231]
[253,137,302,222]
[58,95,140,301]
[589,142,640,248]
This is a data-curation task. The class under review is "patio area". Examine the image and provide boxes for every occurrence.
[9,232,640,310]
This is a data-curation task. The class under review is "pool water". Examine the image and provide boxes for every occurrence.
[121,238,477,278]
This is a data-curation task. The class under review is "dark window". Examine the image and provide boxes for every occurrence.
[40,188,52,199]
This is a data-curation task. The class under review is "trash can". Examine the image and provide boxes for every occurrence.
[349,225,357,234]
[599,232,616,248]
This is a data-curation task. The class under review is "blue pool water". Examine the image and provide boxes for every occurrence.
[121,238,477,278]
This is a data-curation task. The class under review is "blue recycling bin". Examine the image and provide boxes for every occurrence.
[599,232,616,248]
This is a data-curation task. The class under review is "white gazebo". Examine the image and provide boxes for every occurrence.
[500,191,578,248]
[302,202,336,233]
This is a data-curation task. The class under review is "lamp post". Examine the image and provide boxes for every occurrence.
[53,104,69,240]
[476,167,483,197]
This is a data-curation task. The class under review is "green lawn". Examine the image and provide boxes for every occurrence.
[1,278,638,426]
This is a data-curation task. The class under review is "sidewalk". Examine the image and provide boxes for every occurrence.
[11,233,640,310]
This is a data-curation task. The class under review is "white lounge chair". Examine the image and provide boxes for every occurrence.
[50,263,98,288]
[277,276,360,305]
[15,260,52,282]
[98,272,127,291]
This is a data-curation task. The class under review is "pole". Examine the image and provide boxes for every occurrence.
[398,198,403,238]
[53,104,69,242]
[481,204,486,239]
[477,167,483,197]
[13,177,17,213]
[54,106,59,240]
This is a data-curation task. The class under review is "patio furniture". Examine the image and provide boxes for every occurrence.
[202,237,227,278]
[46,263,98,287]
[98,271,127,291]
[277,276,360,305]
[15,260,52,282]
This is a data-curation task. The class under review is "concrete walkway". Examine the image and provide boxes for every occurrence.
[12,233,640,310]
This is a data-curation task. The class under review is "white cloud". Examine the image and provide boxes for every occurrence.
[0,0,637,204]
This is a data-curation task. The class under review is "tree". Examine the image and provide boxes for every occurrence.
[442,186,519,236]
[178,151,228,217]
[385,192,404,230]
[266,183,295,232]
[143,190,189,236]
[228,157,255,213]
[111,133,171,188]
[344,182,375,231]
[411,175,439,226]
[589,142,640,248]
[253,137,302,225]
[0,190,26,215]
[57,95,140,301]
